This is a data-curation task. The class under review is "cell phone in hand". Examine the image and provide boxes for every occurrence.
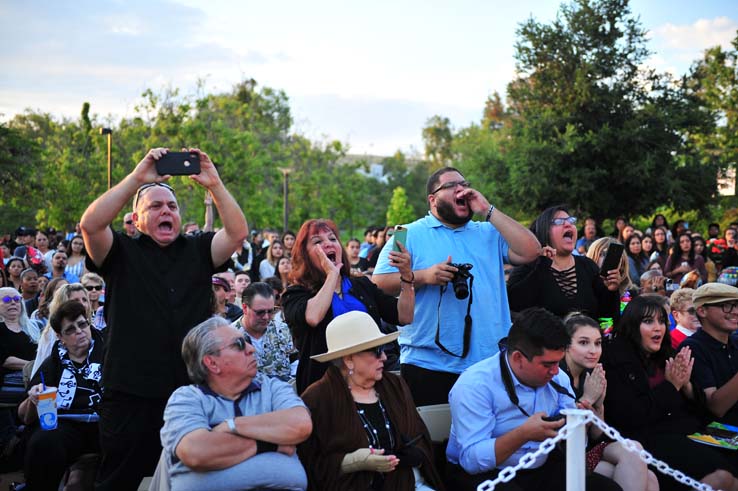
[392,226,407,253]
[155,152,201,176]
[599,243,624,277]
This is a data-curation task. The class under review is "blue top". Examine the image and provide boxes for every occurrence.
[446,352,576,474]
[43,271,80,283]
[161,373,308,490]
[373,213,511,373]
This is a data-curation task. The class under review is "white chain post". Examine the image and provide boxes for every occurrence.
[477,409,716,491]
[561,409,588,491]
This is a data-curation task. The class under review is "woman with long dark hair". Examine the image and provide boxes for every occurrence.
[282,219,415,393]
[602,295,738,491]
[625,235,649,286]
[650,226,670,267]
[664,233,707,284]
[561,314,658,491]
[692,236,717,283]
[507,205,620,320]
[65,235,87,280]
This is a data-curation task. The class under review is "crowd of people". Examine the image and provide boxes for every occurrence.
[4,151,738,490]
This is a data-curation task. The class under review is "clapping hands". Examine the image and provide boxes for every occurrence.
[665,346,694,392]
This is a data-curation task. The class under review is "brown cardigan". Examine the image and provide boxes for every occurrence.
[299,366,444,491]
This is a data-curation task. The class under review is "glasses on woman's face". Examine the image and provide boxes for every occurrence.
[1,295,21,304]
[361,345,385,358]
[61,319,90,336]
[550,216,577,226]
[84,285,103,292]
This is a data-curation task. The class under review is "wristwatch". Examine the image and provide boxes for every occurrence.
[226,417,239,435]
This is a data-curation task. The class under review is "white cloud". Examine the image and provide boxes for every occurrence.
[652,17,737,58]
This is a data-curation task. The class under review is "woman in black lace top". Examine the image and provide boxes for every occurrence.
[507,205,620,320]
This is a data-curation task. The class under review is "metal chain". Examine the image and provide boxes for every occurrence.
[476,422,576,491]
[477,410,716,491]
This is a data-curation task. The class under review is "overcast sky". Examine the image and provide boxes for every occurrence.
[1,0,736,156]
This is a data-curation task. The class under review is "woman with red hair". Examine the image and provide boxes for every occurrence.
[283,219,415,393]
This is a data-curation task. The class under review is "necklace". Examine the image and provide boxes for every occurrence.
[356,396,395,450]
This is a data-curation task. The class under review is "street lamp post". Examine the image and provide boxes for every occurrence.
[278,168,292,234]
[99,128,113,190]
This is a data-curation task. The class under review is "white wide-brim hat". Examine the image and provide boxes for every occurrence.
[311,310,399,363]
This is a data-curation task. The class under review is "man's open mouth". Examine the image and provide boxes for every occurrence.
[159,221,173,232]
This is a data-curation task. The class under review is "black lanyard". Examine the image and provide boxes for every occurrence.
[498,348,575,418]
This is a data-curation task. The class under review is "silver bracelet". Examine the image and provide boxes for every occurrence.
[485,204,495,222]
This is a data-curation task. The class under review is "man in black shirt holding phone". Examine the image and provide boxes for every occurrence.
[81,147,248,490]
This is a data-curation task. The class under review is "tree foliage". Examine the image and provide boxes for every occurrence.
[386,187,416,226]
[494,0,719,220]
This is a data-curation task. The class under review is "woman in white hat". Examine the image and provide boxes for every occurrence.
[299,311,444,491]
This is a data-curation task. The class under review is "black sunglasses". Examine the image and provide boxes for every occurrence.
[221,336,248,353]
[125,220,134,225]
[362,345,385,358]
[85,285,103,291]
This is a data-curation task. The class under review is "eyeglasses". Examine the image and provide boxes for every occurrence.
[133,182,176,210]
[61,319,90,336]
[1,296,21,304]
[551,216,577,226]
[250,308,276,317]
[125,220,134,225]
[362,345,385,358]
[85,285,103,291]
[681,307,697,316]
[218,336,249,353]
[430,180,471,195]
[708,302,738,314]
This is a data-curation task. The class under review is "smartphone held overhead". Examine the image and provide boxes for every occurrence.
[155,152,201,176]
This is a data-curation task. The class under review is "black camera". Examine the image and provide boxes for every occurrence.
[449,263,474,299]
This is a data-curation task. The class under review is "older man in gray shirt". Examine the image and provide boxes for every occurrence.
[160,317,312,490]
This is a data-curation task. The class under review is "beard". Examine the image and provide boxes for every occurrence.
[435,197,473,225]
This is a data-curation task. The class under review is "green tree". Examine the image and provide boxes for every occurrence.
[686,33,738,186]
[422,115,453,169]
[386,186,415,226]
[502,0,718,220]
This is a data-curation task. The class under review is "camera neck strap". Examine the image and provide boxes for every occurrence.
[498,348,575,418]
[434,276,474,358]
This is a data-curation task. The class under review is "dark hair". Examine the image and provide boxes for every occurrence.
[20,268,38,281]
[66,235,87,257]
[426,167,464,196]
[563,313,601,339]
[5,257,25,277]
[37,277,69,320]
[49,300,87,334]
[242,282,275,307]
[347,238,361,247]
[708,222,720,230]
[529,205,569,248]
[263,276,283,295]
[507,308,569,358]
[281,230,296,242]
[624,234,646,261]
[290,219,350,291]
[671,220,686,240]
[614,295,672,365]
[668,232,695,265]
[692,236,708,260]
[234,270,250,279]
[650,214,669,231]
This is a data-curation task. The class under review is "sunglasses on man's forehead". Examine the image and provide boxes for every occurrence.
[133,182,176,210]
